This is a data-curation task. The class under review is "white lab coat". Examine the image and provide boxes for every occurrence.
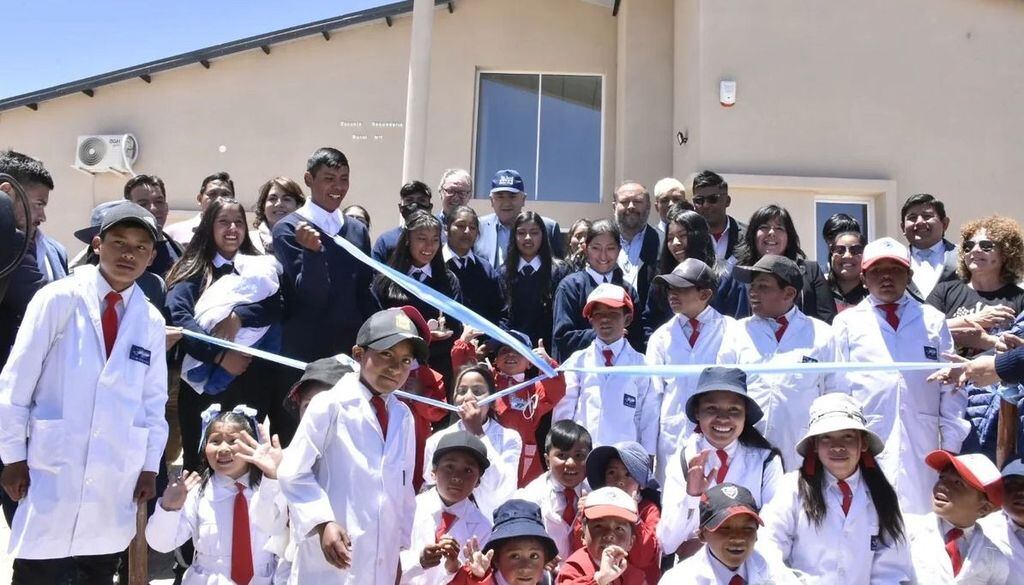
[660,544,800,585]
[978,511,1024,579]
[513,471,590,562]
[758,469,915,585]
[554,338,658,453]
[146,473,282,584]
[659,434,782,556]
[421,418,521,520]
[732,306,839,472]
[399,488,492,585]
[249,473,293,583]
[833,295,967,514]
[905,513,1008,584]
[0,265,168,559]
[646,306,738,484]
[277,373,417,585]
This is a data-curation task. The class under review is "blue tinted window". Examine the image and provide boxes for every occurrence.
[816,201,869,270]
[474,74,539,198]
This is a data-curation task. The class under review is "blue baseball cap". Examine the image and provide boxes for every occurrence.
[490,169,525,195]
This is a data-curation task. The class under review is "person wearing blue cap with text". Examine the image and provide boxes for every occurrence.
[473,169,564,267]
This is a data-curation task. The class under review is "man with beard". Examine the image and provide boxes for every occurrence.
[613,181,660,312]
[372,180,434,262]
[901,193,959,301]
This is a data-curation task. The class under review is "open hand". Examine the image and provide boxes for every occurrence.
[233,419,283,479]
[462,537,494,578]
[685,450,716,497]
[160,470,202,511]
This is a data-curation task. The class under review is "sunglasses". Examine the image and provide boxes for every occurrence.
[830,244,865,256]
[691,194,721,206]
[963,240,996,253]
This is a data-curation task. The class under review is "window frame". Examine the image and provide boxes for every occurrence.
[813,195,876,271]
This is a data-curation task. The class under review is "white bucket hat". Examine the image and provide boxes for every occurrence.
[795,393,884,457]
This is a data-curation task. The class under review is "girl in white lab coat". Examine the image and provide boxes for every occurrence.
[147,405,284,585]
[659,366,783,559]
[758,393,915,584]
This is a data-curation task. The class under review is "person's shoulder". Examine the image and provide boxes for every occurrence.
[271,212,302,236]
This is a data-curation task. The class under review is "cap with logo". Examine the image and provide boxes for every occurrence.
[74,201,163,244]
[925,450,1004,506]
[478,329,532,357]
[432,430,490,474]
[861,237,911,271]
[700,483,764,531]
[583,486,639,524]
[583,283,634,319]
[685,366,763,426]
[490,169,526,195]
[653,257,718,291]
[732,254,803,291]
[356,308,429,362]
[795,393,884,457]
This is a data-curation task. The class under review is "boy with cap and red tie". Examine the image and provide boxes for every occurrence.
[554,283,658,457]
[907,451,1008,583]
[277,308,427,584]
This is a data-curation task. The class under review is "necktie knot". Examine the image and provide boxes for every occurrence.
[728,575,745,585]
[521,264,535,277]
[602,348,614,367]
[837,479,853,516]
[878,303,901,330]
[105,291,122,306]
[436,511,458,541]
[235,482,246,494]
[945,527,964,543]
[412,269,426,282]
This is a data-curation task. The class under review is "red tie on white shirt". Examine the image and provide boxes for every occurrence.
[715,449,730,484]
[729,575,745,585]
[945,527,964,576]
[602,348,614,367]
[688,318,701,347]
[878,303,900,330]
[774,315,788,342]
[838,479,853,516]
[436,511,457,542]
[102,291,121,358]
[562,487,578,526]
[371,395,389,439]
[231,483,254,585]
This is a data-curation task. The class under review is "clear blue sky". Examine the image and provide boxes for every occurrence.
[1,0,390,100]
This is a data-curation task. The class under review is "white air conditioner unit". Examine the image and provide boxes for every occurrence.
[74,134,139,175]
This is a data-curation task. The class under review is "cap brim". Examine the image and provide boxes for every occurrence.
[685,386,764,426]
[583,299,633,319]
[796,418,884,457]
[484,519,559,561]
[490,187,524,195]
[432,445,490,473]
[862,255,910,271]
[1001,459,1024,479]
[925,450,1003,506]
[731,265,768,284]
[653,274,696,289]
[366,332,429,362]
[584,505,639,524]
[74,225,101,244]
[704,507,763,532]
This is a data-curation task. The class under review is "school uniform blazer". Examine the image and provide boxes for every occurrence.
[372,224,404,263]
[554,340,657,453]
[0,265,168,559]
[978,510,1024,579]
[660,545,800,585]
[833,295,967,514]
[421,419,521,520]
[645,307,738,484]
[399,488,493,585]
[146,474,282,584]
[731,307,839,472]
[551,269,644,362]
[0,238,47,369]
[473,212,565,267]
[277,373,417,585]
[757,470,915,585]
[446,254,507,327]
[906,239,959,302]
[659,434,782,556]
[272,211,378,361]
[514,472,590,562]
[905,513,1008,585]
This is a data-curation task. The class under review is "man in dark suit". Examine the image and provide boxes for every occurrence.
[900,193,959,301]
[613,181,661,312]
[692,170,746,265]
[371,180,433,263]
[473,169,564,268]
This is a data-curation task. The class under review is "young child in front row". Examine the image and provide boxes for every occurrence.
[979,458,1024,577]
[758,393,914,584]
[554,284,657,456]
[422,365,522,519]
[906,450,1008,584]
[515,420,594,563]
[558,487,647,584]
[449,499,559,585]
[147,405,283,584]
[401,431,493,585]
[661,483,800,585]
[659,367,783,560]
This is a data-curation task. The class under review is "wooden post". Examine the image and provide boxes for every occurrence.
[129,503,148,585]
[996,398,1019,469]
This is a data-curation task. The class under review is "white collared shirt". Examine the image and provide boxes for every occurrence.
[618,229,646,288]
[585,266,613,284]
[709,547,748,584]
[212,253,235,269]
[758,304,799,339]
[442,245,476,268]
[408,263,433,280]
[594,337,627,365]
[517,256,542,274]
[296,200,345,236]
[910,239,946,298]
[96,267,136,322]
[712,217,734,260]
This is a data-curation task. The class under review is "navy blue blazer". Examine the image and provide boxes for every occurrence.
[446,254,507,327]
[630,225,662,318]
[272,212,378,361]
[371,225,403,264]
[551,268,644,362]
[500,261,569,349]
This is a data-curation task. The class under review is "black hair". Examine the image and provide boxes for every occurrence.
[197,410,263,495]
[692,170,727,192]
[342,204,371,229]
[306,147,349,176]
[400,180,432,201]
[544,420,593,453]
[692,392,783,464]
[446,205,479,230]
[900,193,947,222]
[373,210,455,304]
[0,150,54,189]
[504,211,560,315]
[735,204,806,266]
[798,444,904,546]
[585,218,621,248]
[166,197,259,290]
[452,365,498,421]
[254,176,305,228]
[821,213,862,244]
[124,174,166,200]
[657,206,718,277]
[200,171,234,196]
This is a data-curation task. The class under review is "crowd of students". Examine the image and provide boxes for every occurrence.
[0,145,1023,584]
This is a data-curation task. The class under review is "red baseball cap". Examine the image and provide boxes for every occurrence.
[583,283,634,319]
[926,450,1004,506]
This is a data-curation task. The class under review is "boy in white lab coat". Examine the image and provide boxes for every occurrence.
[729,255,839,471]
[979,458,1024,577]
[277,308,427,584]
[0,203,169,582]
[554,283,658,454]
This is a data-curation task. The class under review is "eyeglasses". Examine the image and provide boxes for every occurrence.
[963,239,996,253]
[442,187,471,198]
[691,194,720,206]
[830,244,865,256]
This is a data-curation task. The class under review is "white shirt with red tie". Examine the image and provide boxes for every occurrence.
[513,471,590,562]
[399,488,492,585]
[905,513,1008,584]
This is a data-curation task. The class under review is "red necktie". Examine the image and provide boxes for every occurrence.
[562,487,577,526]
[945,527,964,576]
[729,575,745,585]
[688,318,701,347]
[371,395,389,439]
[231,483,254,585]
[715,449,730,484]
[774,315,788,342]
[838,480,853,516]
[435,511,457,541]
[878,303,900,330]
[602,348,614,367]
[102,291,121,358]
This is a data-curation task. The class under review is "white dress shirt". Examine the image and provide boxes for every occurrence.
[584,266,613,284]
[910,239,947,299]
[517,256,542,275]
[295,200,345,236]
[618,230,645,288]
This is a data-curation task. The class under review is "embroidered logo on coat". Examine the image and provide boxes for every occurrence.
[802,355,818,363]
[129,345,151,365]
[924,346,938,360]
[623,394,636,408]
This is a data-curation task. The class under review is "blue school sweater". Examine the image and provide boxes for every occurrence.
[551,268,644,362]
[446,255,507,327]
[500,261,568,348]
[371,225,403,264]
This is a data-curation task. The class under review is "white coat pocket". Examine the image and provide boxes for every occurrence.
[26,419,64,504]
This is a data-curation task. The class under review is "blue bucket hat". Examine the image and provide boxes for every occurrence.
[685,366,764,426]
[585,441,652,490]
[483,499,558,561]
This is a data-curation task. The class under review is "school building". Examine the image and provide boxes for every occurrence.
[1,0,1022,265]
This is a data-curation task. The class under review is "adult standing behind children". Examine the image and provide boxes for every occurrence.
[164,172,235,247]
[901,193,959,301]
[0,203,169,583]
[123,174,182,276]
[474,169,565,267]
[249,176,305,255]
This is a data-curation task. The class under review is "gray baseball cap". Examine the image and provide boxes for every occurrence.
[733,254,803,290]
[355,308,429,362]
[75,200,163,244]
[654,258,718,290]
